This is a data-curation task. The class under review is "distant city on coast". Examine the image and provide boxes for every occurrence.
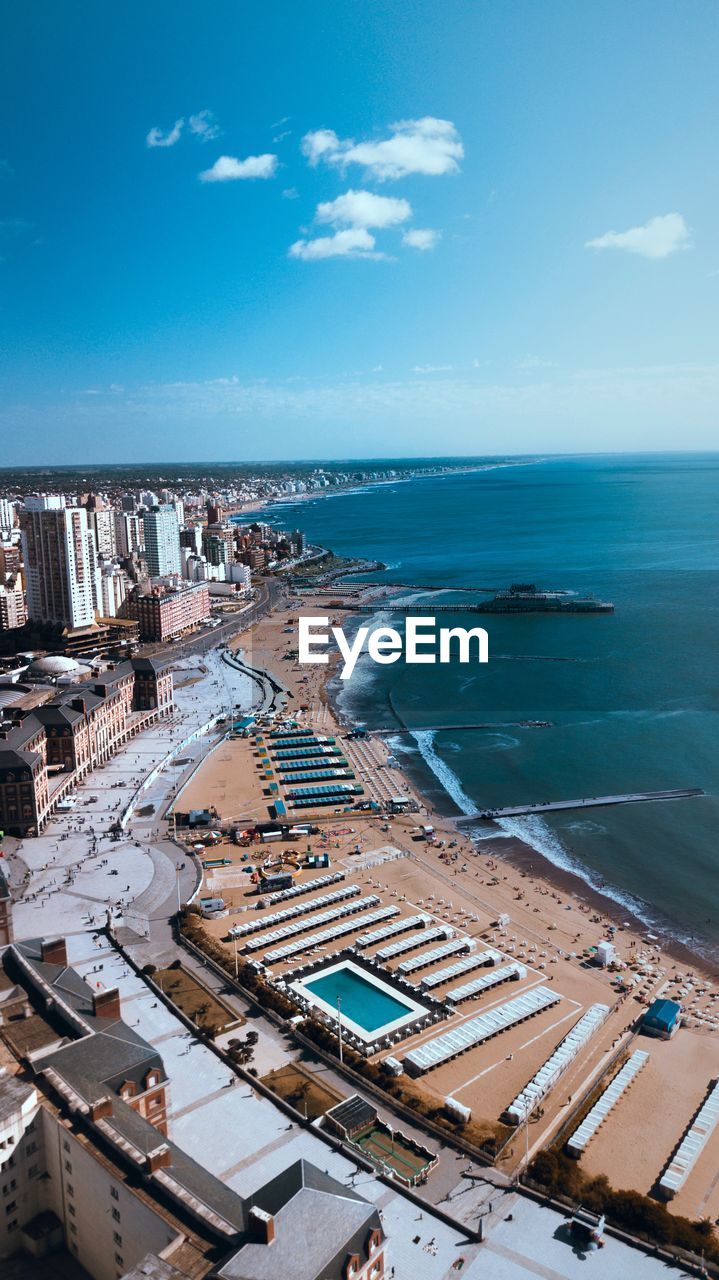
[3,1,718,1277]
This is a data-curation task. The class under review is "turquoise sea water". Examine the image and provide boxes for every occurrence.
[255,455,719,959]
[304,966,416,1032]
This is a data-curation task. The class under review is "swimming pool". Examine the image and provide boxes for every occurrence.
[291,959,428,1042]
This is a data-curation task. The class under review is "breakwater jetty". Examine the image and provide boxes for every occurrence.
[457,787,705,823]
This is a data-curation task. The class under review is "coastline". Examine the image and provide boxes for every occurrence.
[231,456,548,521]
[322,618,719,981]
[179,588,719,1223]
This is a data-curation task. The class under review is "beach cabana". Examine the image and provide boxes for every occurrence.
[643,998,681,1039]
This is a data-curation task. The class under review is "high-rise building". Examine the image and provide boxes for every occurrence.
[20,499,97,628]
[91,508,117,558]
[0,579,26,630]
[114,511,143,558]
[0,544,21,578]
[99,563,129,617]
[142,505,181,578]
[202,521,234,564]
[179,525,202,554]
[0,497,16,534]
[204,533,229,567]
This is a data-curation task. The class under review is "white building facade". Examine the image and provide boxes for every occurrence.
[20,499,97,629]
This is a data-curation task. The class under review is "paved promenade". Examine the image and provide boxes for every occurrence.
[6,648,255,944]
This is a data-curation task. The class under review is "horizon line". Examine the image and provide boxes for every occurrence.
[2,448,719,473]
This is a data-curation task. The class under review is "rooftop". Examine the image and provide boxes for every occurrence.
[0,1068,36,1124]
[324,1094,377,1134]
[218,1160,381,1280]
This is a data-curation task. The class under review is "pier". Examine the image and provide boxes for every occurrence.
[456,787,705,823]
[343,602,491,613]
[370,721,553,734]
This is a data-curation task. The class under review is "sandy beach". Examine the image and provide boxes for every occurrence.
[180,594,719,1213]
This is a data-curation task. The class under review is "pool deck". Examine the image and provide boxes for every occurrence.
[290,957,429,1042]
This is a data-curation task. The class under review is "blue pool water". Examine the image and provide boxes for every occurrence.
[304,966,417,1032]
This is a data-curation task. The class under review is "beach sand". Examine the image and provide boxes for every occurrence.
[183,594,719,1212]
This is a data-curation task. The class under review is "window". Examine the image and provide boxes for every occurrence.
[63,1139,71,1153]
[113,1231,122,1246]
[70,1221,77,1235]
[68,1203,76,1217]
[6,1201,17,1214]
[67,1183,74,1197]
[115,1255,124,1269]
[25,1140,38,1155]
[7,1219,17,1233]
[110,1186,119,1201]
[28,1165,39,1179]
[64,1160,72,1174]
[112,1207,121,1223]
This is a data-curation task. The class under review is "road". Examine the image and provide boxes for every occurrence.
[141,576,282,662]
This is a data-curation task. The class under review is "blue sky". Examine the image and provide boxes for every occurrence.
[1,0,718,463]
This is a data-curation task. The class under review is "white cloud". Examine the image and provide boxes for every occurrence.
[199,153,278,182]
[188,110,220,141]
[301,117,463,181]
[301,128,341,166]
[9,362,719,460]
[402,227,440,251]
[316,189,411,230]
[517,354,556,370]
[585,212,690,259]
[146,118,184,148]
[412,363,453,373]
[289,228,380,261]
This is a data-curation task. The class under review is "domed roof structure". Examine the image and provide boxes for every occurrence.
[28,654,82,677]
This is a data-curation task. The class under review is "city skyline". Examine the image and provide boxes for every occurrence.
[1,1,718,462]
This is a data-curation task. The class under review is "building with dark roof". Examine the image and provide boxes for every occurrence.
[1,937,385,1280]
[7,938,170,1134]
[324,1095,378,1141]
[0,658,173,835]
[217,1159,384,1280]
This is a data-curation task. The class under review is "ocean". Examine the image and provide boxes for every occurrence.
[252,454,719,959]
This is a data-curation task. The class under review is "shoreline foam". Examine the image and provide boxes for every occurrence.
[327,621,719,975]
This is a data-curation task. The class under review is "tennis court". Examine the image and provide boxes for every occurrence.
[353,1122,436,1185]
